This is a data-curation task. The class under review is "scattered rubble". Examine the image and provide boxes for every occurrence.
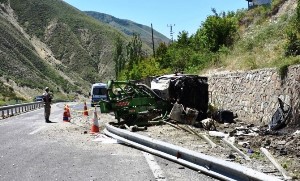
[132,116,300,180]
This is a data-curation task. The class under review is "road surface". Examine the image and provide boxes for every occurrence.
[0,102,217,181]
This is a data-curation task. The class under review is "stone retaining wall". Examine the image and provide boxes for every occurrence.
[208,65,300,126]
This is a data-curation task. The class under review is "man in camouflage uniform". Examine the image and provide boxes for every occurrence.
[43,87,53,123]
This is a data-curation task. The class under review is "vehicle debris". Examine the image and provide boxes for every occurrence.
[201,118,216,131]
[122,124,147,132]
[293,130,300,136]
[208,131,229,138]
[187,126,217,148]
[269,97,291,131]
[212,109,235,124]
[238,141,250,148]
[260,147,292,180]
[222,138,251,161]
[169,102,199,125]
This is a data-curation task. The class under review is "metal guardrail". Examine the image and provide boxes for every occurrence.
[0,102,44,119]
[104,123,283,181]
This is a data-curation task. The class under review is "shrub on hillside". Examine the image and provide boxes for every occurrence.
[284,0,300,57]
[284,31,300,57]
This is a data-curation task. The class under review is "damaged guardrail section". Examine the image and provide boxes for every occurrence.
[105,123,282,181]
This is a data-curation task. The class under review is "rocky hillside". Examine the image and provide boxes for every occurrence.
[84,11,170,49]
[0,0,155,103]
[217,0,299,72]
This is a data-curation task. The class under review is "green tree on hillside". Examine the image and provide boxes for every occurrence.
[156,42,169,69]
[177,31,190,47]
[126,33,143,71]
[172,31,193,72]
[113,36,126,77]
[194,9,238,52]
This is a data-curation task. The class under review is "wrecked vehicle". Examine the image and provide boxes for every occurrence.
[101,74,209,126]
[102,80,172,125]
[151,73,209,121]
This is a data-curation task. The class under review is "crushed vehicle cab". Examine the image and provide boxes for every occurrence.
[151,73,209,121]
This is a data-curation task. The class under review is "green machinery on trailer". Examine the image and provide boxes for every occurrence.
[100,80,172,125]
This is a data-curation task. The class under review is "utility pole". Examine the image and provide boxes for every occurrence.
[167,24,175,43]
[151,23,155,57]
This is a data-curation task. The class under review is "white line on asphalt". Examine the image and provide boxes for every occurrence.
[143,151,167,181]
[29,126,46,135]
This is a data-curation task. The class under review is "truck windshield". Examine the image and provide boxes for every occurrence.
[93,87,107,95]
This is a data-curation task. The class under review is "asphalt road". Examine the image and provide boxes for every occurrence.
[0,102,218,181]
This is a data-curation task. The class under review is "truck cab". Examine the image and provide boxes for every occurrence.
[90,83,107,107]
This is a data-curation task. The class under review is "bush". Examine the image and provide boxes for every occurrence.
[285,31,300,57]
[278,64,289,80]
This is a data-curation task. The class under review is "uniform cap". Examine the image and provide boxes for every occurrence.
[45,87,49,91]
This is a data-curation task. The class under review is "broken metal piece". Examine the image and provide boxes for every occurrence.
[187,126,217,148]
[131,125,147,132]
[222,138,251,161]
[208,131,229,138]
[260,147,292,180]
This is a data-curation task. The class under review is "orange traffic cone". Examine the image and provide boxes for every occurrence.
[90,108,100,133]
[63,106,70,122]
[83,102,88,116]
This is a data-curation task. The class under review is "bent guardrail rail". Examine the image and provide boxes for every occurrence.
[0,102,44,119]
[104,123,282,181]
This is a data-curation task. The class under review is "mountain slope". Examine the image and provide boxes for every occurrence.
[0,0,133,101]
[84,11,170,49]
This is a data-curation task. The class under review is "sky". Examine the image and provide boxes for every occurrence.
[63,0,248,39]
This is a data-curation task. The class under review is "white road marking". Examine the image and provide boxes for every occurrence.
[143,152,167,181]
[92,134,118,144]
[29,126,46,135]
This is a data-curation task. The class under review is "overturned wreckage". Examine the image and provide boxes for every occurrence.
[102,74,209,126]
[151,73,209,121]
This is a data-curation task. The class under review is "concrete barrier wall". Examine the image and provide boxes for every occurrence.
[208,65,300,126]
